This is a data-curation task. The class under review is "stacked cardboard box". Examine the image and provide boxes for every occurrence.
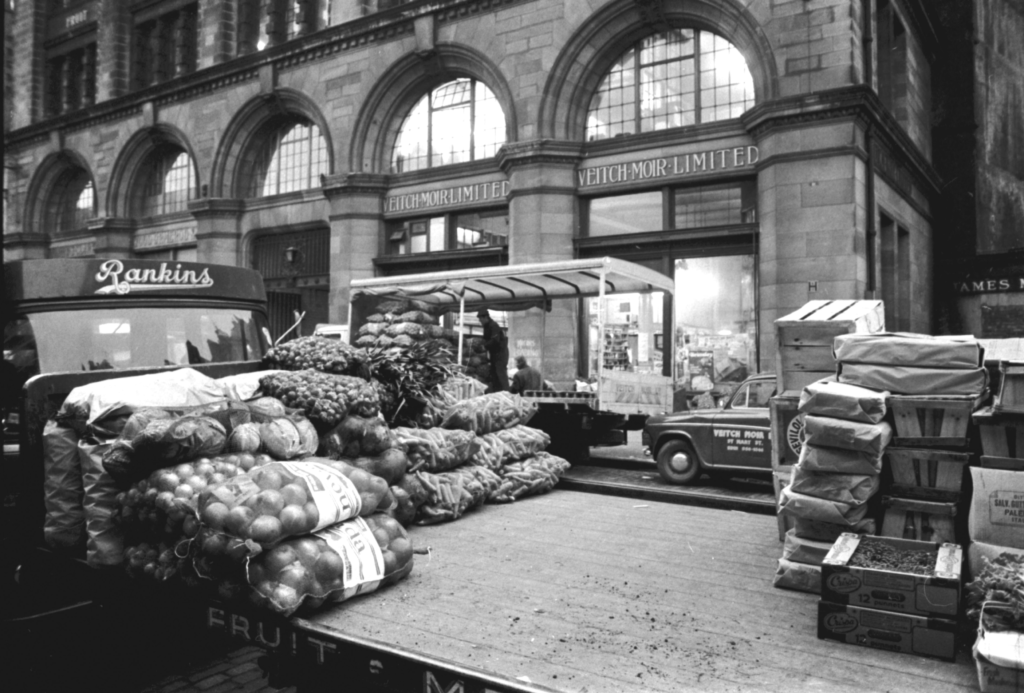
[773,381,888,594]
[819,533,963,661]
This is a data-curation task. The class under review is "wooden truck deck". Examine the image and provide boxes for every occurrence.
[290,491,977,692]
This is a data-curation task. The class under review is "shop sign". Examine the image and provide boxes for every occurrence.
[94,259,214,295]
[385,181,511,213]
[134,225,197,250]
[50,241,95,258]
[577,146,759,188]
[953,276,1024,295]
[47,2,95,36]
[870,139,913,196]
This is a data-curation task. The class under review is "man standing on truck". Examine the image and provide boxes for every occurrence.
[477,308,509,393]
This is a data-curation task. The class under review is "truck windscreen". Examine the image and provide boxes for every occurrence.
[4,306,267,388]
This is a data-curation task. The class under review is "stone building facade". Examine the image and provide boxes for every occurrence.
[4,0,1021,389]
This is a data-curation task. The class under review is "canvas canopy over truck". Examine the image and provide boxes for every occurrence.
[349,257,676,458]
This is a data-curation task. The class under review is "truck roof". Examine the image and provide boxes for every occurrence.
[350,256,673,310]
[4,258,267,309]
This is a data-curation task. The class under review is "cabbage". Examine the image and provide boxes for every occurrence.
[247,396,288,419]
[260,418,302,460]
[228,422,263,453]
[295,417,319,457]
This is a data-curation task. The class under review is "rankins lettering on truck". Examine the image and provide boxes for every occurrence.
[94,259,214,294]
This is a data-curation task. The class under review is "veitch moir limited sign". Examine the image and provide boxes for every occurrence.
[577,146,759,187]
[385,181,511,213]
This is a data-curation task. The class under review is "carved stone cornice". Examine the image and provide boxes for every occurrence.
[321,172,390,198]
[497,140,585,174]
[188,198,246,218]
[741,85,942,196]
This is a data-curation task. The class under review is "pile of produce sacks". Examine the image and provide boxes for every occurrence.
[46,325,576,618]
[352,299,456,354]
[775,380,888,594]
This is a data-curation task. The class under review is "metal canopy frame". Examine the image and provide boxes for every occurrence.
[349,257,675,388]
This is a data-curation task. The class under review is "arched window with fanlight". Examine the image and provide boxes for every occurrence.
[392,78,506,173]
[250,120,329,198]
[586,30,755,142]
[135,148,196,217]
[49,168,96,234]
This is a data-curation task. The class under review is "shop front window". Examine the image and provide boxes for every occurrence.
[387,210,508,255]
[588,191,663,237]
[675,255,756,401]
[674,181,757,228]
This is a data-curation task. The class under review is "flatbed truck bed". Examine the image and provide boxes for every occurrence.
[203,491,978,693]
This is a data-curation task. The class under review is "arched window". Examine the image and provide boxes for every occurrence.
[586,30,754,142]
[49,169,95,234]
[137,148,196,217]
[251,120,329,197]
[392,78,506,173]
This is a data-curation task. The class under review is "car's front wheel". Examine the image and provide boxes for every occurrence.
[656,439,702,485]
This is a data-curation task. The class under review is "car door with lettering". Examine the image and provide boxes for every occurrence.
[709,378,775,470]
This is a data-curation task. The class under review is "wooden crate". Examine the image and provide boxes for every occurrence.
[994,360,1024,414]
[881,497,957,544]
[980,455,1024,471]
[889,395,976,448]
[769,395,803,470]
[885,447,972,502]
[973,406,1024,459]
[774,300,884,394]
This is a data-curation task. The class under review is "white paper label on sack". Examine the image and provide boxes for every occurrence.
[318,518,385,600]
[277,461,362,531]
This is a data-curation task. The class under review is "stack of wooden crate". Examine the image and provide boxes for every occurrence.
[973,360,1024,472]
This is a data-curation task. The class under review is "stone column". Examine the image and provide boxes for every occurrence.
[321,173,388,324]
[190,198,245,266]
[89,217,136,257]
[498,140,582,386]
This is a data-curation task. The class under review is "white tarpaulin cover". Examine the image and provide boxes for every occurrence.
[350,257,674,309]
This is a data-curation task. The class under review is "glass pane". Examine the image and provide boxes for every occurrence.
[588,191,663,237]
[431,100,471,166]
[586,49,636,141]
[429,216,446,251]
[674,255,756,404]
[455,209,508,248]
[392,96,430,173]
[587,291,666,375]
[473,83,506,160]
[10,307,265,376]
[674,181,756,229]
[698,30,755,123]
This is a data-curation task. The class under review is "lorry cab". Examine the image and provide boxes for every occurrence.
[2,258,272,620]
[644,373,778,484]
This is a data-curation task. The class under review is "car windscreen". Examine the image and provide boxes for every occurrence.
[3,306,268,392]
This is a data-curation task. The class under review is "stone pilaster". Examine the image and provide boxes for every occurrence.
[321,173,388,324]
[498,140,583,385]
[200,0,237,67]
[189,198,245,266]
[96,0,132,101]
[11,0,46,127]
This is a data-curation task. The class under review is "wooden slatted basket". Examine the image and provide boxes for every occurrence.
[888,395,977,448]
[885,447,972,502]
[881,497,957,544]
[972,406,1023,459]
[994,360,1024,414]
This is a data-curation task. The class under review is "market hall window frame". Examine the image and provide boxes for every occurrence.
[130,0,200,91]
[391,78,507,174]
[385,208,509,256]
[585,29,756,142]
[248,119,330,198]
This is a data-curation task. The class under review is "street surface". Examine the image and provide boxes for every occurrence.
[19,434,776,693]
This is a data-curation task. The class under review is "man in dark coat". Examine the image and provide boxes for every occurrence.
[509,355,545,394]
[477,308,509,393]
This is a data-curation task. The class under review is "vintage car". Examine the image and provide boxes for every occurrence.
[644,373,800,484]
